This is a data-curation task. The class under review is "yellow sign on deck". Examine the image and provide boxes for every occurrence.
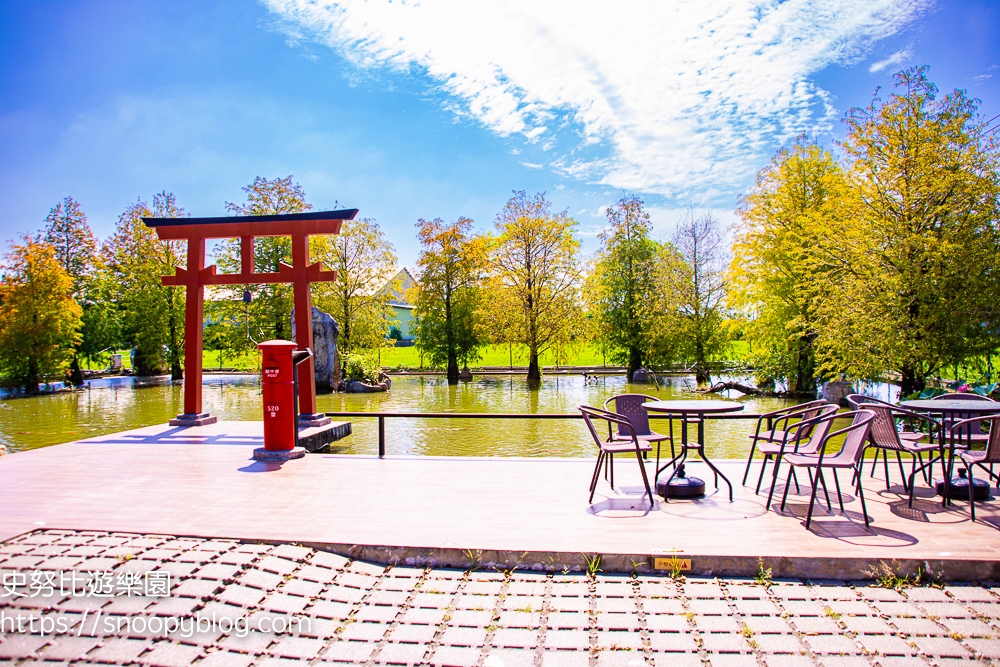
[653,557,692,571]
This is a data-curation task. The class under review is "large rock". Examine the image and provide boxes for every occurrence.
[821,380,853,406]
[291,307,339,393]
[631,368,653,384]
[344,380,390,393]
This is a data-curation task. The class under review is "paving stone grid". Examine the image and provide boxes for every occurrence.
[3,532,1000,667]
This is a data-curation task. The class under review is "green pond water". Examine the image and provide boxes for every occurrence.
[0,374,806,459]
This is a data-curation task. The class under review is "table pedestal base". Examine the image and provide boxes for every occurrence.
[936,476,991,501]
[657,465,705,498]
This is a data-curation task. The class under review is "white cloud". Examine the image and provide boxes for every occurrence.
[869,47,913,73]
[265,0,929,199]
[520,161,544,170]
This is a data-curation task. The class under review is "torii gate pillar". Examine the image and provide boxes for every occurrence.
[290,232,322,425]
[142,209,358,427]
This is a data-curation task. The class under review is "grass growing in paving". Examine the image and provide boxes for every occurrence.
[2,530,999,665]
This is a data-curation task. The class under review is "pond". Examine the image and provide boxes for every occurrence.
[0,373,834,459]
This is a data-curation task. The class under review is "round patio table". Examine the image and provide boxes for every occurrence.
[899,399,1000,505]
[642,399,744,502]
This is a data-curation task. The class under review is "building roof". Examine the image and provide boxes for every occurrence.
[143,209,359,227]
[361,266,418,302]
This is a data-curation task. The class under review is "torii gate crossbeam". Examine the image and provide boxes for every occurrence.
[142,209,358,427]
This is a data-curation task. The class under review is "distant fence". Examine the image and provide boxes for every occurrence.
[387,361,746,376]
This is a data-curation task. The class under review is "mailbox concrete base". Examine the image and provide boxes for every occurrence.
[252,447,306,462]
[298,412,332,427]
[169,413,218,427]
[298,421,352,453]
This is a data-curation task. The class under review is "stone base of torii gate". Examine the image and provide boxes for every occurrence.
[142,210,358,433]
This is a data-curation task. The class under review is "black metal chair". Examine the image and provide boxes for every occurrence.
[934,393,995,446]
[742,399,831,486]
[950,415,1000,522]
[779,410,876,529]
[579,405,655,507]
[847,393,932,479]
[603,394,674,474]
[853,403,942,496]
[760,406,840,509]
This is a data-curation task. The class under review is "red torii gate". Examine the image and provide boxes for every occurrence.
[142,209,358,427]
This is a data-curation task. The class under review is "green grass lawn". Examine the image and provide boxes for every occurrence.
[381,341,748,370]
[82,344,627,373]
[201,349,261,371]
[379,343,609,370]
[82,349,261,373]
[81,340,751,374]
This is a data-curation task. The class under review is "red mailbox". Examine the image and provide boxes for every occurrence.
[258,340,298,451]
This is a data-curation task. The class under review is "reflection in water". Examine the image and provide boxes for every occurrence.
[0,375,263,452]
[0,373,806,458]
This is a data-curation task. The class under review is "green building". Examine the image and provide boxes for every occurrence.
[384,267,417,342]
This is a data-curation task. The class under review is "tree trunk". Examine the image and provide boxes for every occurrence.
[627,345,642,380]
[695,340,710,386]
[527,348,542,385]
[899,364,925,398]
[700,381,773,396]
[168,306,183,381]
[445,291,458,385]
[790,335,816,396]
[68,357,84,387]
[24,358,40,395]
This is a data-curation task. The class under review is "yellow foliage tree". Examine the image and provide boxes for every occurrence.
[733,68,1000,397]
[412,217,488,383]
[0,239,82,393]
[312,217,399,360]
[731,141,853,394]
[584,194,667,379]
[491,191,582,384]
[215,176,311,346]
[816,67,1000,395]
[104,194,186,378]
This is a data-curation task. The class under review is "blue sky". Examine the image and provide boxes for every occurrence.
[1,0,997,268]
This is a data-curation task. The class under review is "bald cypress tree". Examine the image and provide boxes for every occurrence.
[816,67,1000,395]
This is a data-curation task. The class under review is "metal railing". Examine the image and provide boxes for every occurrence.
[324,411,766,458]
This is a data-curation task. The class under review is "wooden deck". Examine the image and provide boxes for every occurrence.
[2,421,999,575]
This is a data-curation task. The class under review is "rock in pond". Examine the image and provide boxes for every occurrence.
[344,379,391,393]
